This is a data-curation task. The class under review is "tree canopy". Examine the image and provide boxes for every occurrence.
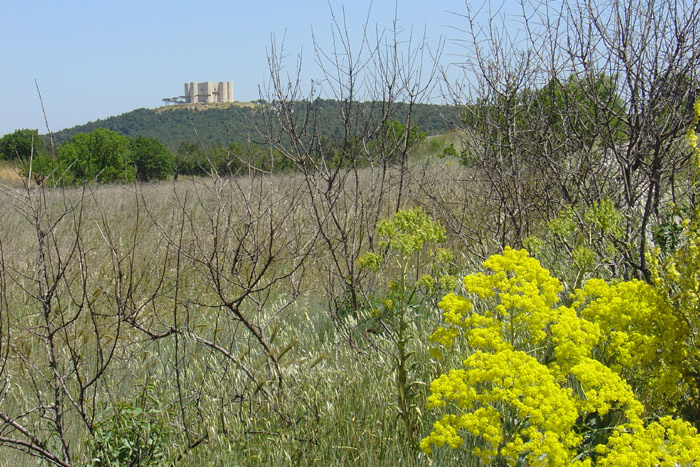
[57,128,134,184]
[27,129,178,185]
[131,136,174,181]
[0,128,46,161]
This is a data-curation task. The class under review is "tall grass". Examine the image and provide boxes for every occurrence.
[0,158,484,465]
[0,162,24,187]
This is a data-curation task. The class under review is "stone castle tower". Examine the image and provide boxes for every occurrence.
[184,81,234,104]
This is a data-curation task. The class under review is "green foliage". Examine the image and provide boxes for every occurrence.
[440,142,457,159]
[0,128,46,161]
[172,140,291,177]
[374,119,427,161]
[173,141,209,176]
[23,154,59,185]
[531,74,626,150]
[526,199,624,290]
[40,102,452,181]
[467,73,626,165]
[423,135,446,155]
[86,383,172,466]
[422,248,700,464]
[130,136,174,181]
[50,101,457,152]
[28,130,179,185]
[653,212,687,255]
[52,128,134,184]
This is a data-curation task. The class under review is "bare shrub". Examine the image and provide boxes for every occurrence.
[261,5,441,317]
[443,0,700,278]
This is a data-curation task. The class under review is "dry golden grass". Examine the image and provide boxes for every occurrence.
[0,160,486,466]
[0,162,26,186]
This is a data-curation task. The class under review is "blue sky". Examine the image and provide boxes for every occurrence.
[0,0,519,136]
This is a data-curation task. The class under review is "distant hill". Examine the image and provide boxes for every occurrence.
[48,100,459,151]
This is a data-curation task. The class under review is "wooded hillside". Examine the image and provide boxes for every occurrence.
[49,100,458,150]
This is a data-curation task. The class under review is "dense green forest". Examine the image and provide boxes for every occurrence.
[1,99,456,184]
[1,112,449,185]
[48,100,458,151]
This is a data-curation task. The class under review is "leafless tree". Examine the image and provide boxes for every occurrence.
[0,180,144,465]
[0,163,316,465]
[444,0,699,278]
[122,168,316,455]
[261,4,441,316]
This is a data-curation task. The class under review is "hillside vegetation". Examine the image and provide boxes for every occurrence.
[48,100,458,151]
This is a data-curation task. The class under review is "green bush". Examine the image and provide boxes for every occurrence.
[53,128,134,184]
[0,128,46,161]
[86,384,172,466]
[131,136,174,181]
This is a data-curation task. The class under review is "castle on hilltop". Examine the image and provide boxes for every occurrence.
[184,81,234,104]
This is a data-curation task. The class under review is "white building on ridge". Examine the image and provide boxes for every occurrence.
[184,81,234,104]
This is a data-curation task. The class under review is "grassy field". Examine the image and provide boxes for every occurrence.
[0,162,25,186]
[2,117,698,464]
[0,150,484,465]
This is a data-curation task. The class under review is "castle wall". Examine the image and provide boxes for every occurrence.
[183,81,234,104]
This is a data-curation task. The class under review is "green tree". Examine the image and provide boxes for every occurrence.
[58,128,134,183]
[0,128,46,161]
[174,141,208,176]
[130,136,174,181]
[373,119,427,163]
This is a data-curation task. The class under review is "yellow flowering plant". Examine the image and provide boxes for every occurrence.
[422,247,700,465]
[647,97,700,424]
[596,416,700,466]
[357,207,453,445]
[570,278,686,410]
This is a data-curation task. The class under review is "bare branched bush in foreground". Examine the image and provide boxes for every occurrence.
[444,0,699,278]
[0,165,316,464]
[0,180,147,465]
[262,5,441,318]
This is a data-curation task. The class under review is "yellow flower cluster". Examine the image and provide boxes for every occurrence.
[465,247,562,306]
[437,292,471,327]
[376,207,446,256]
[422,248,700,464]
[435,247,564,354]
[423,349,583,464]
[549,305,600,369]
[597,416,700,466]
[567,358,643,423]
[571,278,686,407]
